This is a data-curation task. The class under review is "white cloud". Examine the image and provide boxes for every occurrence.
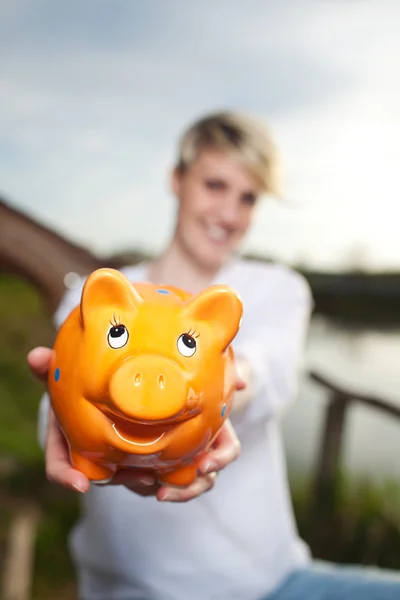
[0,0,399,270]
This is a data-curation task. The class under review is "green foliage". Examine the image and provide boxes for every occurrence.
[32,489,80,599]
[290,472,400,569]
[1,466,80,599]
[0,275,54,463]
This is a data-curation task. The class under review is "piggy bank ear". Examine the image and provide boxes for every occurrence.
[80,268,143,326]
[183,285,243,350]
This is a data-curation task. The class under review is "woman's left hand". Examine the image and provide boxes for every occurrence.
[156,418,241,502]
[154,370,245,502]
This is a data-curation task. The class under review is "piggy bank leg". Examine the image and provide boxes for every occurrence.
[158,463,198,488]
[70,451,116,483]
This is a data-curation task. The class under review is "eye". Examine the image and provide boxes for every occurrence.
[241,192,257,206]
[205,178,226,191]
[177,333,197,357]
[107,324,129,349]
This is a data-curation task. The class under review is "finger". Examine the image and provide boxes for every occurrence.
[235,377,246,391]
[122,481,160,497]
[197,420,241,476]
[110,468,157,487]
[46,410,90,493]
[157,472,217,503]
[107,468,159,496]
[27,346,53,382]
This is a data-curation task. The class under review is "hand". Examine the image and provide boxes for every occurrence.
[28,346,91,493]
[27,346,242,501]
[28,346,159,495]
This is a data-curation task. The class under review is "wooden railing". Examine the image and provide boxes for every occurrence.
[309,370,400,512]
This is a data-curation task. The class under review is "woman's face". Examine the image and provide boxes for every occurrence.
[171,149,260,272]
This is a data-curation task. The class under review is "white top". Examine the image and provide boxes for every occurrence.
[38,258,313,600]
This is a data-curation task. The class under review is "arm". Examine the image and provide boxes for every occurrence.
[231,355,256,412]
[230,268,313,421]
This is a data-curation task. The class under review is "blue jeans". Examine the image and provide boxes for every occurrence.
[266,562,400,600]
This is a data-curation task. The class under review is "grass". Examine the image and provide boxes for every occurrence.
[2,468,80,599]
[0,274,55,464]
[0,274,76,597]
[290,471,400,569]
[33,490,79,599]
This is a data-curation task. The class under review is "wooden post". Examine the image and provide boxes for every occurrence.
[2,503,41,600]
[312,391,349,511]
[308,369,400,536]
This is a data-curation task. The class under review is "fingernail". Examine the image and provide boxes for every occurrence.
[27,346,47,360]
[202,461,216,475]
[160,490,179,502]
[138,475,155,486]
[72,482,85,493]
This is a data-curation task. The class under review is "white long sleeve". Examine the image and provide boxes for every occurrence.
[47,259,312,600]
[227,262,313,424]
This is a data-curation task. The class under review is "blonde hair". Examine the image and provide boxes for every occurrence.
[175,110,281,196]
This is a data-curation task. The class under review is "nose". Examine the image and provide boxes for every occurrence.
[218,196,241,227]
[110,355,190,421]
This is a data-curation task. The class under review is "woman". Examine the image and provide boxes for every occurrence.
[28,111,400,599]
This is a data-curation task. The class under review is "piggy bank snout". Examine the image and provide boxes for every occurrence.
[109,355,194,421]
[132,370,166,390]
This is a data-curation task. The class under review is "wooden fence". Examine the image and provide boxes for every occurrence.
[310,370,400,509]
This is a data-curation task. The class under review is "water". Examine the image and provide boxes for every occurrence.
[282,316,400,483]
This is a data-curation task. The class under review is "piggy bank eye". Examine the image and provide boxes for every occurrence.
[177,333,197,357]
[107,324,129,349]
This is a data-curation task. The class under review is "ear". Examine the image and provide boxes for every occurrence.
[183,285,243,350]
[170,166,183,199]
[80,268,143,327]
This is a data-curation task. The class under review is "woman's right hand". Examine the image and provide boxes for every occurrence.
[27,346,159,495]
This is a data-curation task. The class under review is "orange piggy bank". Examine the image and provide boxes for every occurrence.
[47,268,243,487]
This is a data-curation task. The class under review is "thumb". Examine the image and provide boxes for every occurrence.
[27,346,54,382]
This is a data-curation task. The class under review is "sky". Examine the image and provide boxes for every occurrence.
[1,0,399,271]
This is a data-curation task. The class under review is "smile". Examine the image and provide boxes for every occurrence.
[205,225,230,244]
[112,423,166,446]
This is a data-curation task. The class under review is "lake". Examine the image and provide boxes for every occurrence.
[282,316,400,483]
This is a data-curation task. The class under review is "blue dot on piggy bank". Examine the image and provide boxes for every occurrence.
[221,404,227,417]
[54,368,60,382]
[157,289,169,294]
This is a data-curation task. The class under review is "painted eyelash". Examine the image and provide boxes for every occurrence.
[110,313,121,327]
[187,327,200,339]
